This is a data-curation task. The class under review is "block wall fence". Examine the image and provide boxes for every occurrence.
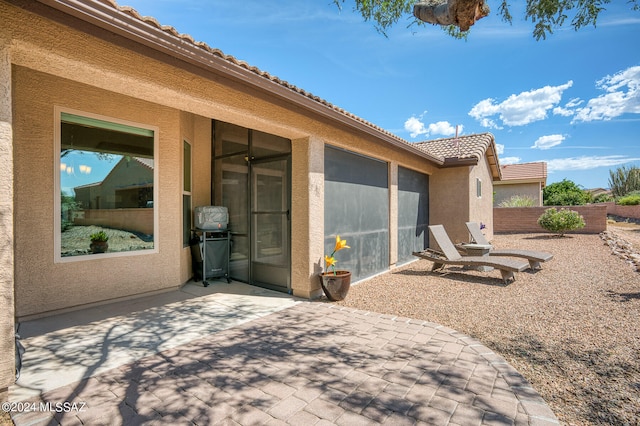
[494,205,608,234]
[602,202,640,221]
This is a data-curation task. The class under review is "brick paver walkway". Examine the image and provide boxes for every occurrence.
[11,303,558,425]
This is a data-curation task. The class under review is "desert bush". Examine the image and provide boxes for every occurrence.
[593,193,614,203]
[543,179,591,206]
[609,165,640,197]
[617,194,640,206]
[498,195,536,207]
[537,207,585,237]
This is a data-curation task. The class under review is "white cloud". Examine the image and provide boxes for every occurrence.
[531,134,565,150]
[495,143,504,155]
[428,121,459,136]
[404,116,428,138]
[552,106,574,117]
[404,115,461,139]
[500,156,521,165]
[469,81,573,127]
[565,98,584,108]
[572,66,640,123]
[545,155,640,172]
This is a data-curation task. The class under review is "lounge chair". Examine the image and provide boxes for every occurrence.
[465,222,553,270]
[413,225,529,284]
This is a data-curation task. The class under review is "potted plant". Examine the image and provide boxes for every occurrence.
[319,235,351,301]
[89,230,109,254]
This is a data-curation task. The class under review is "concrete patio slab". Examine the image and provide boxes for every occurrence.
[11,281,299,402]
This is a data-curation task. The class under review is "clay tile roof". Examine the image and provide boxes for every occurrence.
[413,133,495,162]
[79,0,436,161]
[500,162,547,181]
[134,157,154,170]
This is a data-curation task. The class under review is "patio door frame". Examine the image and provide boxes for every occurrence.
[212,120,291,293]
[248,153,291,292]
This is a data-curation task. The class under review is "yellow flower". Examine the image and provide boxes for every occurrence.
[333,235,350,253]
[325,235,350,275]
[325,255,336,270]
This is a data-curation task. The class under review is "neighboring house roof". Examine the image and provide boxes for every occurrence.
[413,133,502,180]
[73,157,153,192]
[587,187,611,197]
[134,157,154,170]
[497,162,547,185]
[74,181,101,190]
[29,0,450,166]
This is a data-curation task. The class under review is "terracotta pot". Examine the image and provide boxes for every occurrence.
[90,241,109,254]
[319,270,351,301]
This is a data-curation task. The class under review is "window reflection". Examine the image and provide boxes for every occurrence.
[59,112,155,257]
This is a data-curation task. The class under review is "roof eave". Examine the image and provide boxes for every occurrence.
[32,0,444,166]
[441,157,478,167]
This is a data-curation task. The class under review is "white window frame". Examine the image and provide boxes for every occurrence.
[54,106,159,263]
[183,139,193,248]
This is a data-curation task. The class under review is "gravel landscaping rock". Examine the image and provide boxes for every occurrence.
[336,225,640,425]
[61,225,153,256]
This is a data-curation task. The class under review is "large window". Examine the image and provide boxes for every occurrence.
[55,109,158,260]
[324,146,389,281]
[397,167,429,265]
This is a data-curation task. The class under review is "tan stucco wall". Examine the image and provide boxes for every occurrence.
[291,136,325,299]
[179,112,212,283]
[429,167,470,245]
[428,156,495,245]
[0,39,15,401]
[468,156,495,241]
[12,66,186,318]
[2,3,463,312]
[494,182,543,207]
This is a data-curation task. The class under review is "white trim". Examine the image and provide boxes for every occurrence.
[182,138,193,248]
[54,106,159,263]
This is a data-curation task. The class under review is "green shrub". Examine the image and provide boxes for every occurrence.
[609,165,640,197]
[543,179,591,206]
[617,194,640,206]
[89,231,109,242]
[498,195,536,207]
[593,193,614,203]
[537,207,585,237]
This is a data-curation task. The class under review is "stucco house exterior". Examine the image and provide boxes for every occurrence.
[493,162,548,207]
[0,0,504,399]
[414,134,501,243]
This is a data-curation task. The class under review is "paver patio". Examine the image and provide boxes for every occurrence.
[9,283,558,425]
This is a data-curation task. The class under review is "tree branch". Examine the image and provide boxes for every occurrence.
[413,0,490,31]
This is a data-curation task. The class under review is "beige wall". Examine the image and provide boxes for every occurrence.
[494,182,543,207]
[428,158,495,245]
[291,136,325,299]
[468,156,495,241]
[0,39,15,401]
[180,112,212,284]
[429,167,470,245]
[13,66,185,318]
[3,2,477,314]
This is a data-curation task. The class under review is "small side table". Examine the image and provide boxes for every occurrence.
[462,243,493,272]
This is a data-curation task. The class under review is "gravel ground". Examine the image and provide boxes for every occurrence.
[61,225,153,256]
[337,224,640,425]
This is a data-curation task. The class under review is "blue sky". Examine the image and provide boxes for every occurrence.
[119,0,640,189]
